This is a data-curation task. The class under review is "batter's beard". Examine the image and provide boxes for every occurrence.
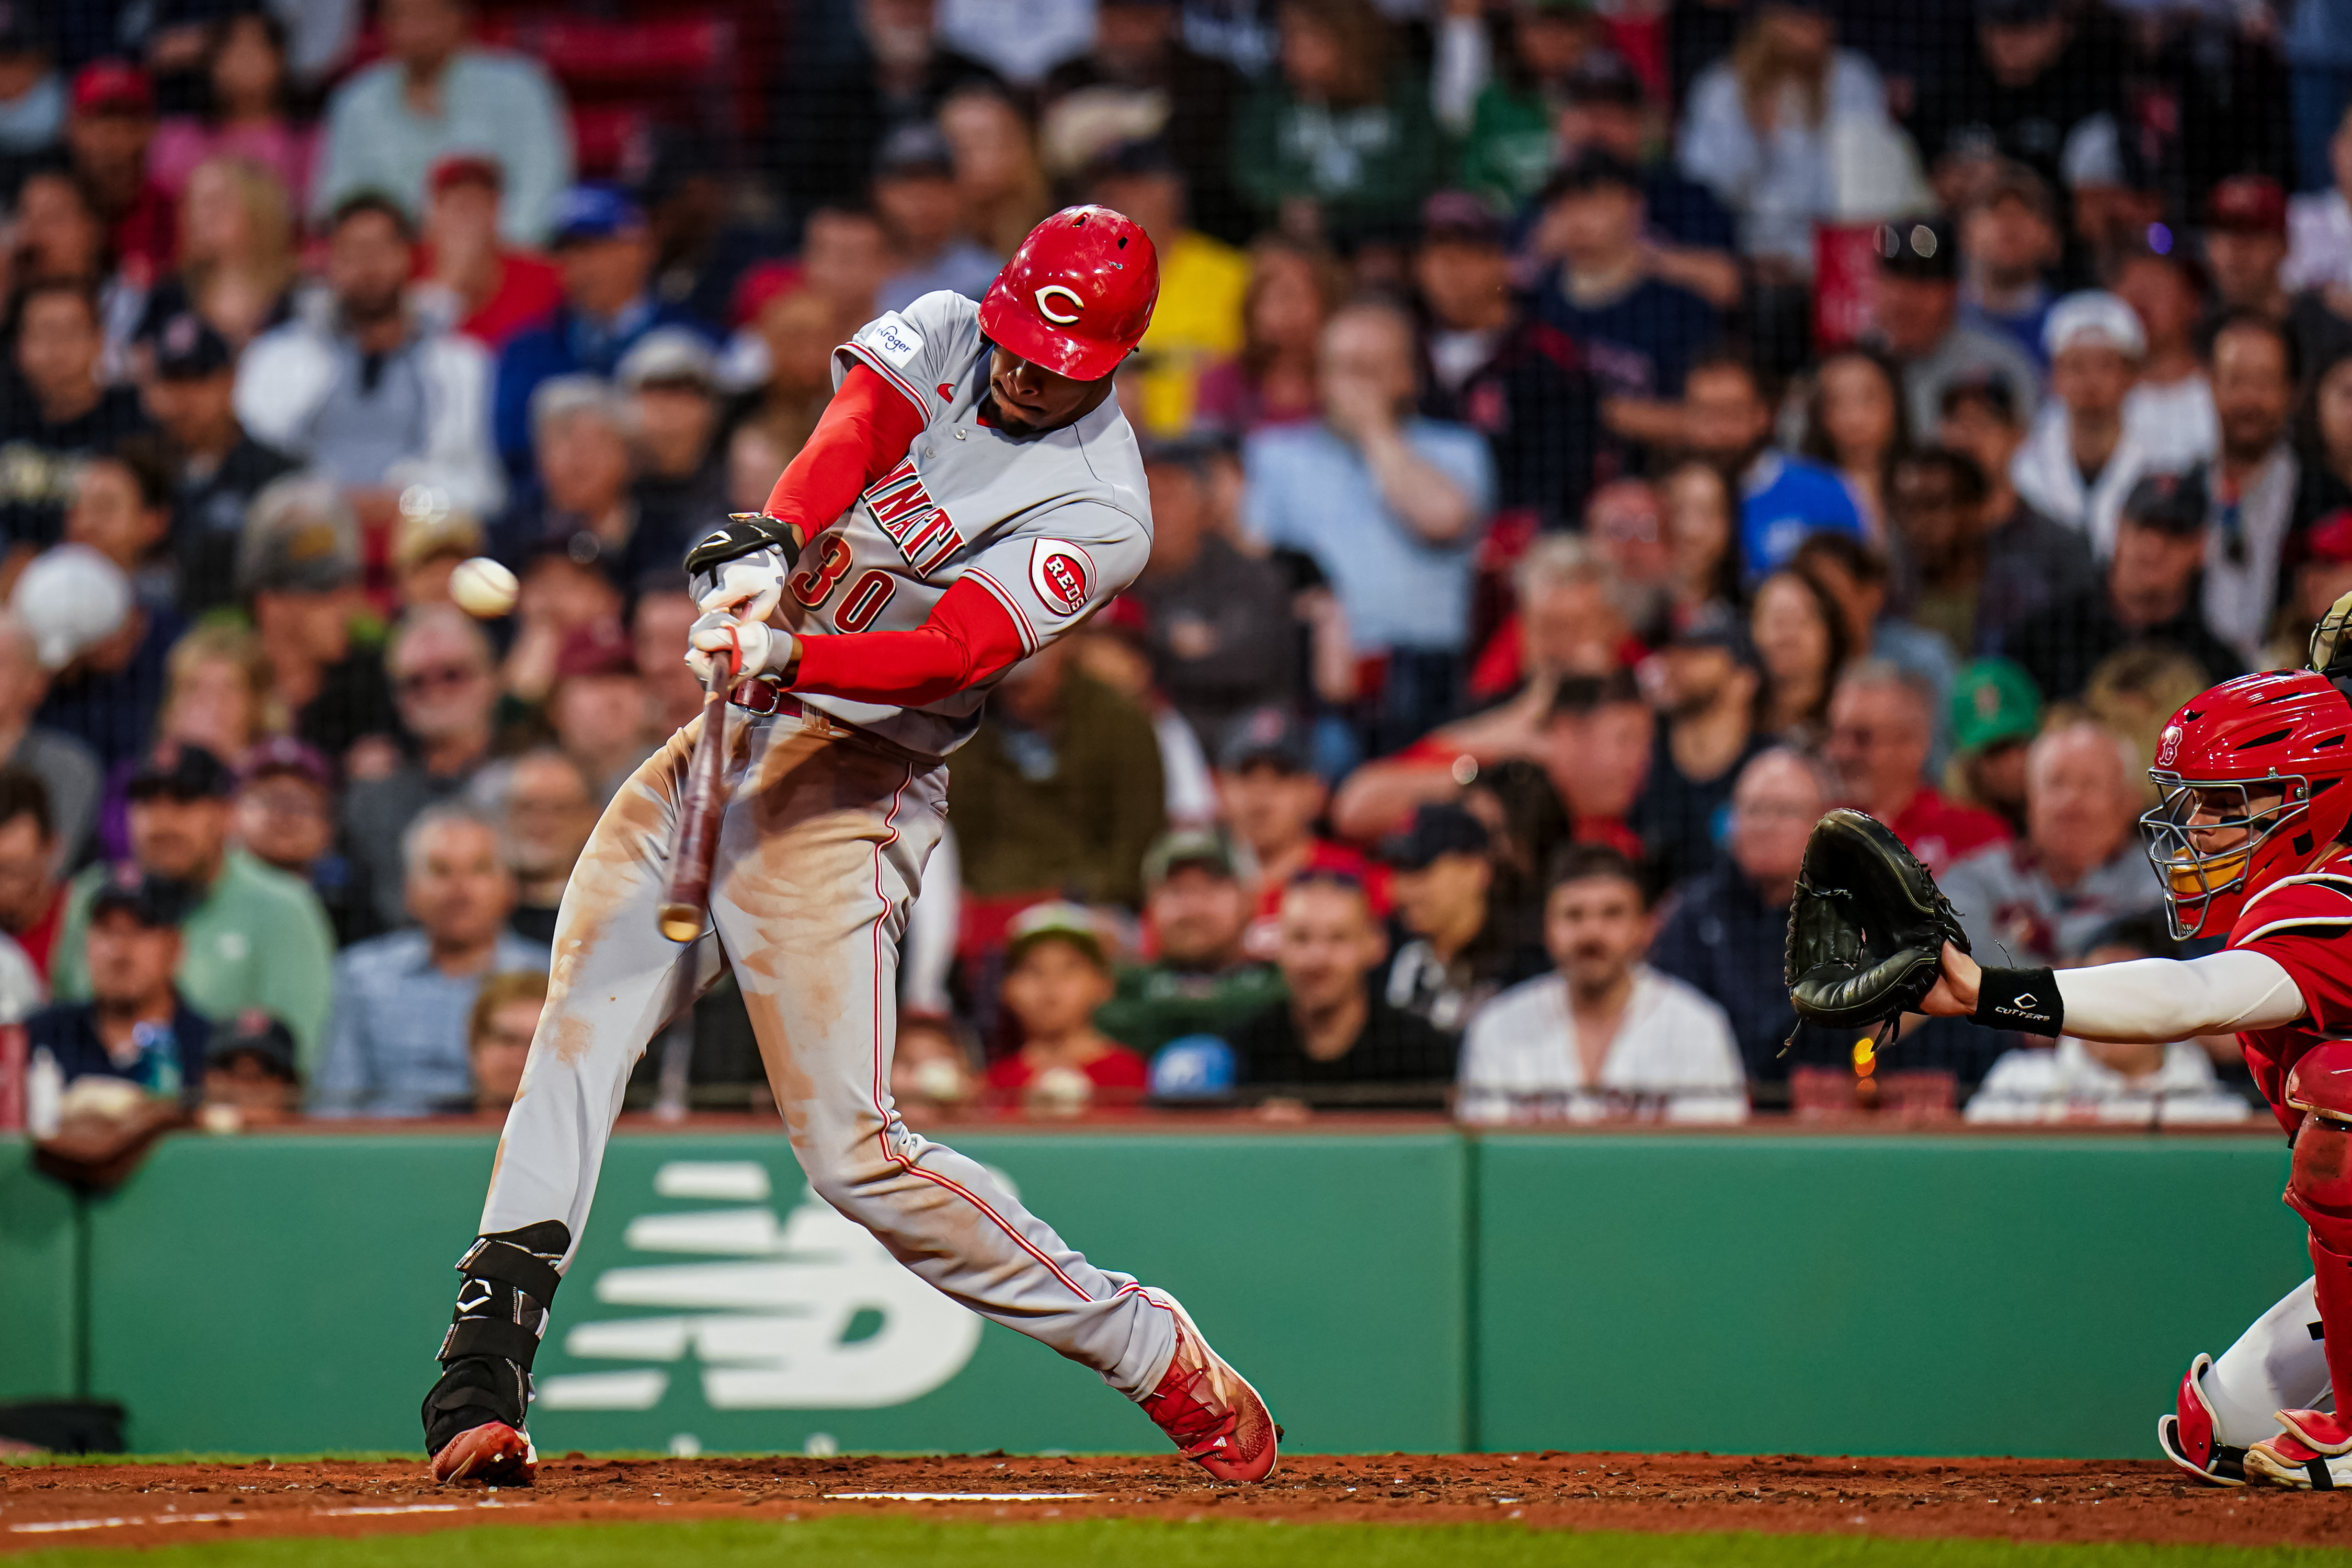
[979,390,1045,436]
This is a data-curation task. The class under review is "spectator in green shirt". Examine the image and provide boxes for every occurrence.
[51,741,337,1076]
[1097,829,1285,1056]
[1231,0,1441,248]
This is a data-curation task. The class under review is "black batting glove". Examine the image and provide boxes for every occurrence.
[684,513,798,576]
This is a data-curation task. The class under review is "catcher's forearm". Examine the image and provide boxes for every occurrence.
[1988,951,2305,1043]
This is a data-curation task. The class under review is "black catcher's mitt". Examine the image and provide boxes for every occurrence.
[1784,808,1972,1030]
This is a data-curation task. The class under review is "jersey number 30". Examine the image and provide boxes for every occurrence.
[790,536,897,634]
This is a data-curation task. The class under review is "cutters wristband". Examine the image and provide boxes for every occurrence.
[1972,966,2064,1034]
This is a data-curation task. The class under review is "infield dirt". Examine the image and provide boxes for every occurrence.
[10,1451,2352,1553]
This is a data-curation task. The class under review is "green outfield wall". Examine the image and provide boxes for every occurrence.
[0,1129,2311,1458]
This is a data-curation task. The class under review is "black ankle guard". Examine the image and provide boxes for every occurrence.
[1972,966,2063,1034]
[422,1356,530,1455]
[436,1221,570,1370]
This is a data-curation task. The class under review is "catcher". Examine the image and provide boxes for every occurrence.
[1789,597,2352,1490]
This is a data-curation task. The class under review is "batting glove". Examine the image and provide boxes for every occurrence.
[686,611,795,686]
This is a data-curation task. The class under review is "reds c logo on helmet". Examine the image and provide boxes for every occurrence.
[2141,670,2352,939]
[1029,539,1093,617]
[978,206,1159,383]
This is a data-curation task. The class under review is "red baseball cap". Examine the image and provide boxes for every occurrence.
[2305,508,2352,567]
[71,59,153,116]
[555,619,637,681]
[429,154,504,196]
[2207,175,2287,237]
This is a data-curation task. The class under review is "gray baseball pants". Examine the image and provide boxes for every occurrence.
[477,702,1178,1398]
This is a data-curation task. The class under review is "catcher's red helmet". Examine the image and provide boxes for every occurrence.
[977,205,1159,383]
[2142,669,2352,938]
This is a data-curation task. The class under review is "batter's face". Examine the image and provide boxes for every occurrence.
[983,347,1114,435]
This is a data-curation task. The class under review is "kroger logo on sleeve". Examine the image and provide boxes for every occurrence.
[1029,538,1094,616]
[867,313,924,370]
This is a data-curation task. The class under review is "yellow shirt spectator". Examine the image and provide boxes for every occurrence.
[1135,228,1249,437]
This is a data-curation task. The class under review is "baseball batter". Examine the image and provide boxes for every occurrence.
[1915,616,2352,1489]
[420,207,1277,1487]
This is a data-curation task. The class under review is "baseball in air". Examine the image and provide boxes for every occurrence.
[449,557,519,618]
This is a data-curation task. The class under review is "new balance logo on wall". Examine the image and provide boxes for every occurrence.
[863,458,963,575]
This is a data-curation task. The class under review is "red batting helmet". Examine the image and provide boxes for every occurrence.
[2141,669,2352,938]
[977,205,1159,383]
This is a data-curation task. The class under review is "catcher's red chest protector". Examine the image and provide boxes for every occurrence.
[2231,859,2352,1132]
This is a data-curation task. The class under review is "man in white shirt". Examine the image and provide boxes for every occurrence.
[1457,842,1746,1125]
[2012,291,2160,557]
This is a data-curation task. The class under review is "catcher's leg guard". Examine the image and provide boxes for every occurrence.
[2247,1077,2352,1488]
[422,1221,569,1484]
[2162,1354,2250,1486]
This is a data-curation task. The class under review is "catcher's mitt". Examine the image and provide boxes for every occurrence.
[1785,808,1971,1030]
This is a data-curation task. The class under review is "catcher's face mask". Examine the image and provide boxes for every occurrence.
[2140,776,2300,940]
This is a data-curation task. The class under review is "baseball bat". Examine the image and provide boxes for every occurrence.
[657,650,737,943]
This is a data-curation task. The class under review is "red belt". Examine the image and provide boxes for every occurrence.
[729,679,799,717]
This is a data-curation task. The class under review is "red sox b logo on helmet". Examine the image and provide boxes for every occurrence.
[1030,539,1093,617]
[2157,726,2182,767]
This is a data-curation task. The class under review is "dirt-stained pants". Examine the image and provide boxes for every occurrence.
[478,704,1178,1398]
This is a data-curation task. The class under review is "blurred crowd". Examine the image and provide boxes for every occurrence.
[15,0,2346,1133]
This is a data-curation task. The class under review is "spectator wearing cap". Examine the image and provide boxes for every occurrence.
[1095,829,1284,1056]
[342,604,500,929]
[872,122,1001,314]
[983,904,1149,1114]
[549,619,651,804]
[314,803,546,1116]
[1546,47,1740,310]
[1825,659,2010,874]
[2206,176,2291,327]
[1866,215,2042,440]
[312,0,570,244]
[235,193,505,526]
[1945,658,2040,833]
[1378,804,1545,1037]
[65,61,173,285]
[1956,164,2061,371]
[413,155,563,351]
[1040,1,1247,245]
[139,311,298,614]
[0,9,61,164]
[1650,747,1829,1079]
[1228,0,1437,247]
[1413,190,1602,531]
[391,503,486,610]
[490,184,713,479]
[1215,707,1378,955]
[2274,508,2352,667]
[53,742,336,1071]
[1675,0,1898,280]
[0,617,98,863]
[950,635,1167,912]
[1531,150,1721,450]
[28,871,200,1101]
[2006,471,2244,703]
[88,622,271,864]
[0,279,153,556]
[1940,720,2163,970]
[22,542,180,774]
[489,746,595,945]
[1680,352,1865,579]
[618,330,727,571]
[238,477,400,764]
[2198,315,2301,666]
[1917,392,2097,656]
[1086,139,1250,440]
[465,969,545,1112]
[199,1008,304,1125]
[1966,914,2250,1126]
[1244,297,1493,755]
[1227,870,1456,1110]
[1126,439,1299,751]
[1630,614,1766,891]
[2114,250,2219,466]
[1908,0,2122,202]
[2012,291,2160,555]
[2288,102,2352,299]
[1459,841,1745,1124]
[235,736,378,947]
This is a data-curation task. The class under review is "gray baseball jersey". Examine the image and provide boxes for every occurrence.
[784,291,1155,757]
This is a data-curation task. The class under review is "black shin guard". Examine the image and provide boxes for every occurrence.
[421,1221,570,1455]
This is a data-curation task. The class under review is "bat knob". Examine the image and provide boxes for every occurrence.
[657,905,703,943]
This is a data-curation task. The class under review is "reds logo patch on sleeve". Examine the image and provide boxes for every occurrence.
[1029,539,1094,617]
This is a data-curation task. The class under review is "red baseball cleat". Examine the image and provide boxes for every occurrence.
[2245,1409,2352,1490]
[1135,1287,1278,1483]
[429,1421,536,1486]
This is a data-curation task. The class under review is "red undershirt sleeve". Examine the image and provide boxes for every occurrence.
[788,575,1029,707]
[758,363,929,543]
